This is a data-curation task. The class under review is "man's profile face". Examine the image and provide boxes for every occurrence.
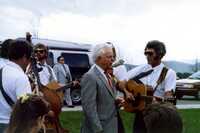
[58,57,65,64]
[144,48,158,66]
[98,47,114,70]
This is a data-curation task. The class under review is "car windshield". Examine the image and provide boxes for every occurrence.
[188,71,200,79]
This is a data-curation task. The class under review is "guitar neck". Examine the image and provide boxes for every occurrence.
[140,95,175,102]
[56,82,73,92]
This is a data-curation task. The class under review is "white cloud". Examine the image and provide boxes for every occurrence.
[1,0,200,64]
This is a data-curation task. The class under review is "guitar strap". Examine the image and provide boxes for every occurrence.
[0,68,14,107]
[131,69,154,84]
[46,65,54,82]
[153,67,168,93]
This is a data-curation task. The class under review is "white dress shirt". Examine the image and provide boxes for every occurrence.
[0,58,10,69]
[126,63,176,97]
[38,63,57,86]
[0,61,32,124]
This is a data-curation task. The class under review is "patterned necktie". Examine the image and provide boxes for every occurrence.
[104,72,113,89]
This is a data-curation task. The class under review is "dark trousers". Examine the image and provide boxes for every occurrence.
[117,111,125,133]
[133,112,147,133]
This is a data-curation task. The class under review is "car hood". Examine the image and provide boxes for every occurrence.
[176,79,200,84]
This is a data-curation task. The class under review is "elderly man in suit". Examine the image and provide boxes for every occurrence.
[53,56,79,107]
[81,43,125,133]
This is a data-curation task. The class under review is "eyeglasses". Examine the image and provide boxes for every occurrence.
[144,51,154,56]
[34,50,45,54]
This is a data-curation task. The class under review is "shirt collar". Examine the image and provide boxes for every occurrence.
[94,64,105,74]
[151,63,164,71]
[7,61,25,73]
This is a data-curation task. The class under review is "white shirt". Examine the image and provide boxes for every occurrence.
[126,63,176,97]
[0,61,32,124]
[38,63,57,86]
[113,65,127,80]
[0,58,10,69]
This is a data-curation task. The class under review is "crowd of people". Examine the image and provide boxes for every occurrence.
[0,36,183,133]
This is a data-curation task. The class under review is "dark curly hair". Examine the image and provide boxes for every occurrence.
[145,40,166,59]
[1,39,13,59]
[8,39,33,60]
[143,103,183,133]
[6,94,50,133]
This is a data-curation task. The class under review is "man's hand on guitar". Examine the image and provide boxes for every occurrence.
[117,80,135,102]
[72,80,80,87]
[115,96,125,107]
[124,89,135,102]
[117,80,127,92]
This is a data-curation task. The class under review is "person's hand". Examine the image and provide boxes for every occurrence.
[115,96,125,107]
[72,80,80,87]
[117,80,127,91]
[124,90,135,102]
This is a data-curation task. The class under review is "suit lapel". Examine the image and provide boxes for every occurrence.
[58,64,66,77]
[93,66,116,98]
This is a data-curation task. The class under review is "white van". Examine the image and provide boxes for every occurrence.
[19,37,92,104]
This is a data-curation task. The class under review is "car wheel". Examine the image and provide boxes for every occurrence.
[71,89,81,105]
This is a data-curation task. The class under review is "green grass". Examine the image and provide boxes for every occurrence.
[179,109,200,133]
[60,109,200,133]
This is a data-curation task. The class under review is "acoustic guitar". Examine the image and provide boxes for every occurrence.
[46,81,73,102]
[123,80,175,113]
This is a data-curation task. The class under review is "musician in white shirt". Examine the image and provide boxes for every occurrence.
[120,40,176,133]
[0,40,32,132]
[33,43,57,86]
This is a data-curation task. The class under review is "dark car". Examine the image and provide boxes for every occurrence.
[176,71,200,99]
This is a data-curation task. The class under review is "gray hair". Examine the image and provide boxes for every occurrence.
[90,43,113,64]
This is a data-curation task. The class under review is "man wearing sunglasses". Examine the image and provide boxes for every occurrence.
[120,40,177,133]
[33,43,57,86]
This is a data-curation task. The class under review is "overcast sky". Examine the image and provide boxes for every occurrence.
[0,0,200,64]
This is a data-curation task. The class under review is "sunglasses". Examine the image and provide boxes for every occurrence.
[144,51,154,56]
[34,50,45,54]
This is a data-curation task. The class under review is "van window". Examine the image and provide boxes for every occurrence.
[0,48,1,57]
[0,43,2,57]
[61,53,90,68]
[47,52,54,67]
[61,53,90,79]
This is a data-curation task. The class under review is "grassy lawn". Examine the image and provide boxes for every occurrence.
[60,109,200,133]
